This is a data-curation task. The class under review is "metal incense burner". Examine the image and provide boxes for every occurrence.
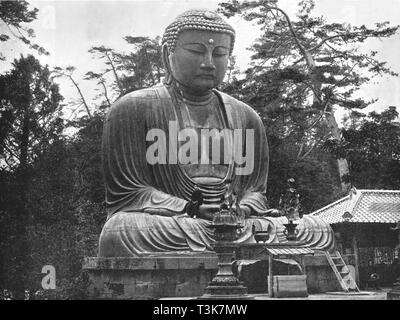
[199,183,252,299]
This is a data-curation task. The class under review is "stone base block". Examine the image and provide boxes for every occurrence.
[83,253,218,299]
[83,252,349,298]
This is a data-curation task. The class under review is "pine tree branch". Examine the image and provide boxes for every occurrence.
[309,32,363,52]
[100,80,112,107]
[67,75,92,119]
[264,5,308,60]
[105,51,123,94]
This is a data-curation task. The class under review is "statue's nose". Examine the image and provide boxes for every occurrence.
[200,53,216,71]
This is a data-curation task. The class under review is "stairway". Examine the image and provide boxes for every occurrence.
[325,251,360,292]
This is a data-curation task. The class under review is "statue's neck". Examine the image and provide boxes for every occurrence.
[171,81,213,105]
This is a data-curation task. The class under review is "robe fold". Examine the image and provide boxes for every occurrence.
[99,84,335,257]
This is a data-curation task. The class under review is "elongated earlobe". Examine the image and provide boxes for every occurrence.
[229,57,234,69]
[162,44,173,85]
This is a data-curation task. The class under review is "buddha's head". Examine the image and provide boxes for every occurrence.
[162,9,235,95]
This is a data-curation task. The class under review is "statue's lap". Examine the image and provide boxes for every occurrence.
[98,212,334,257]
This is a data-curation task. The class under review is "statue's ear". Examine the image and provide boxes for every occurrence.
[162,44,172,85]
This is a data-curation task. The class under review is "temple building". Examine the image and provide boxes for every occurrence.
[311,189,400,288]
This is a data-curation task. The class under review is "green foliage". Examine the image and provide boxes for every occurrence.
[87,36,163,101]
[0,1,49,60]
[0,1,37,26]
[0,55,64,170]
[325,107,400,189]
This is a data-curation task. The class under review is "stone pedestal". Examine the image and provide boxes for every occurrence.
[82,250,352,298]
[83,253,218,299]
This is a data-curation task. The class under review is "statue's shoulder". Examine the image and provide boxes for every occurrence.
[114,85,164,105]
[123,85,168,100]
[107,85,167,120]
[215,90,262,123]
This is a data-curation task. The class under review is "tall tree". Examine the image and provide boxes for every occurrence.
[0,55,64,170]
[219,0,399,191]
[0,54,63,298]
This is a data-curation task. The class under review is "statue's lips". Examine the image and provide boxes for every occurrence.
[197,74,215,79]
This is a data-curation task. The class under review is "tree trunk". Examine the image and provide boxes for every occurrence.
[325,110,351,192]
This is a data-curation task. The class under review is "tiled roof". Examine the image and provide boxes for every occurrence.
[310,189,400,225]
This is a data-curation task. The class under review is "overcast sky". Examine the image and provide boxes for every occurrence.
[1,0,400,122]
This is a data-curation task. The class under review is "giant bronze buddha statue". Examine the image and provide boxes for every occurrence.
[99,9,334,257]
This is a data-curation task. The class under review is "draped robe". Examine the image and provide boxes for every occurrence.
[99,84,334,257]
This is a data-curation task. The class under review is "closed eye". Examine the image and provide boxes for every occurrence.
[213,52,228,57]
[183,44,206,54]
[186,49,205,54]
[213,47,229,57]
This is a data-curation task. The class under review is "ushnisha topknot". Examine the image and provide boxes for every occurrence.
[162,9,236,55]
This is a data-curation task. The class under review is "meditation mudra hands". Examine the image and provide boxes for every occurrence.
[142,188,219,220]
[186,203,252,221]
[184,187,253,221]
